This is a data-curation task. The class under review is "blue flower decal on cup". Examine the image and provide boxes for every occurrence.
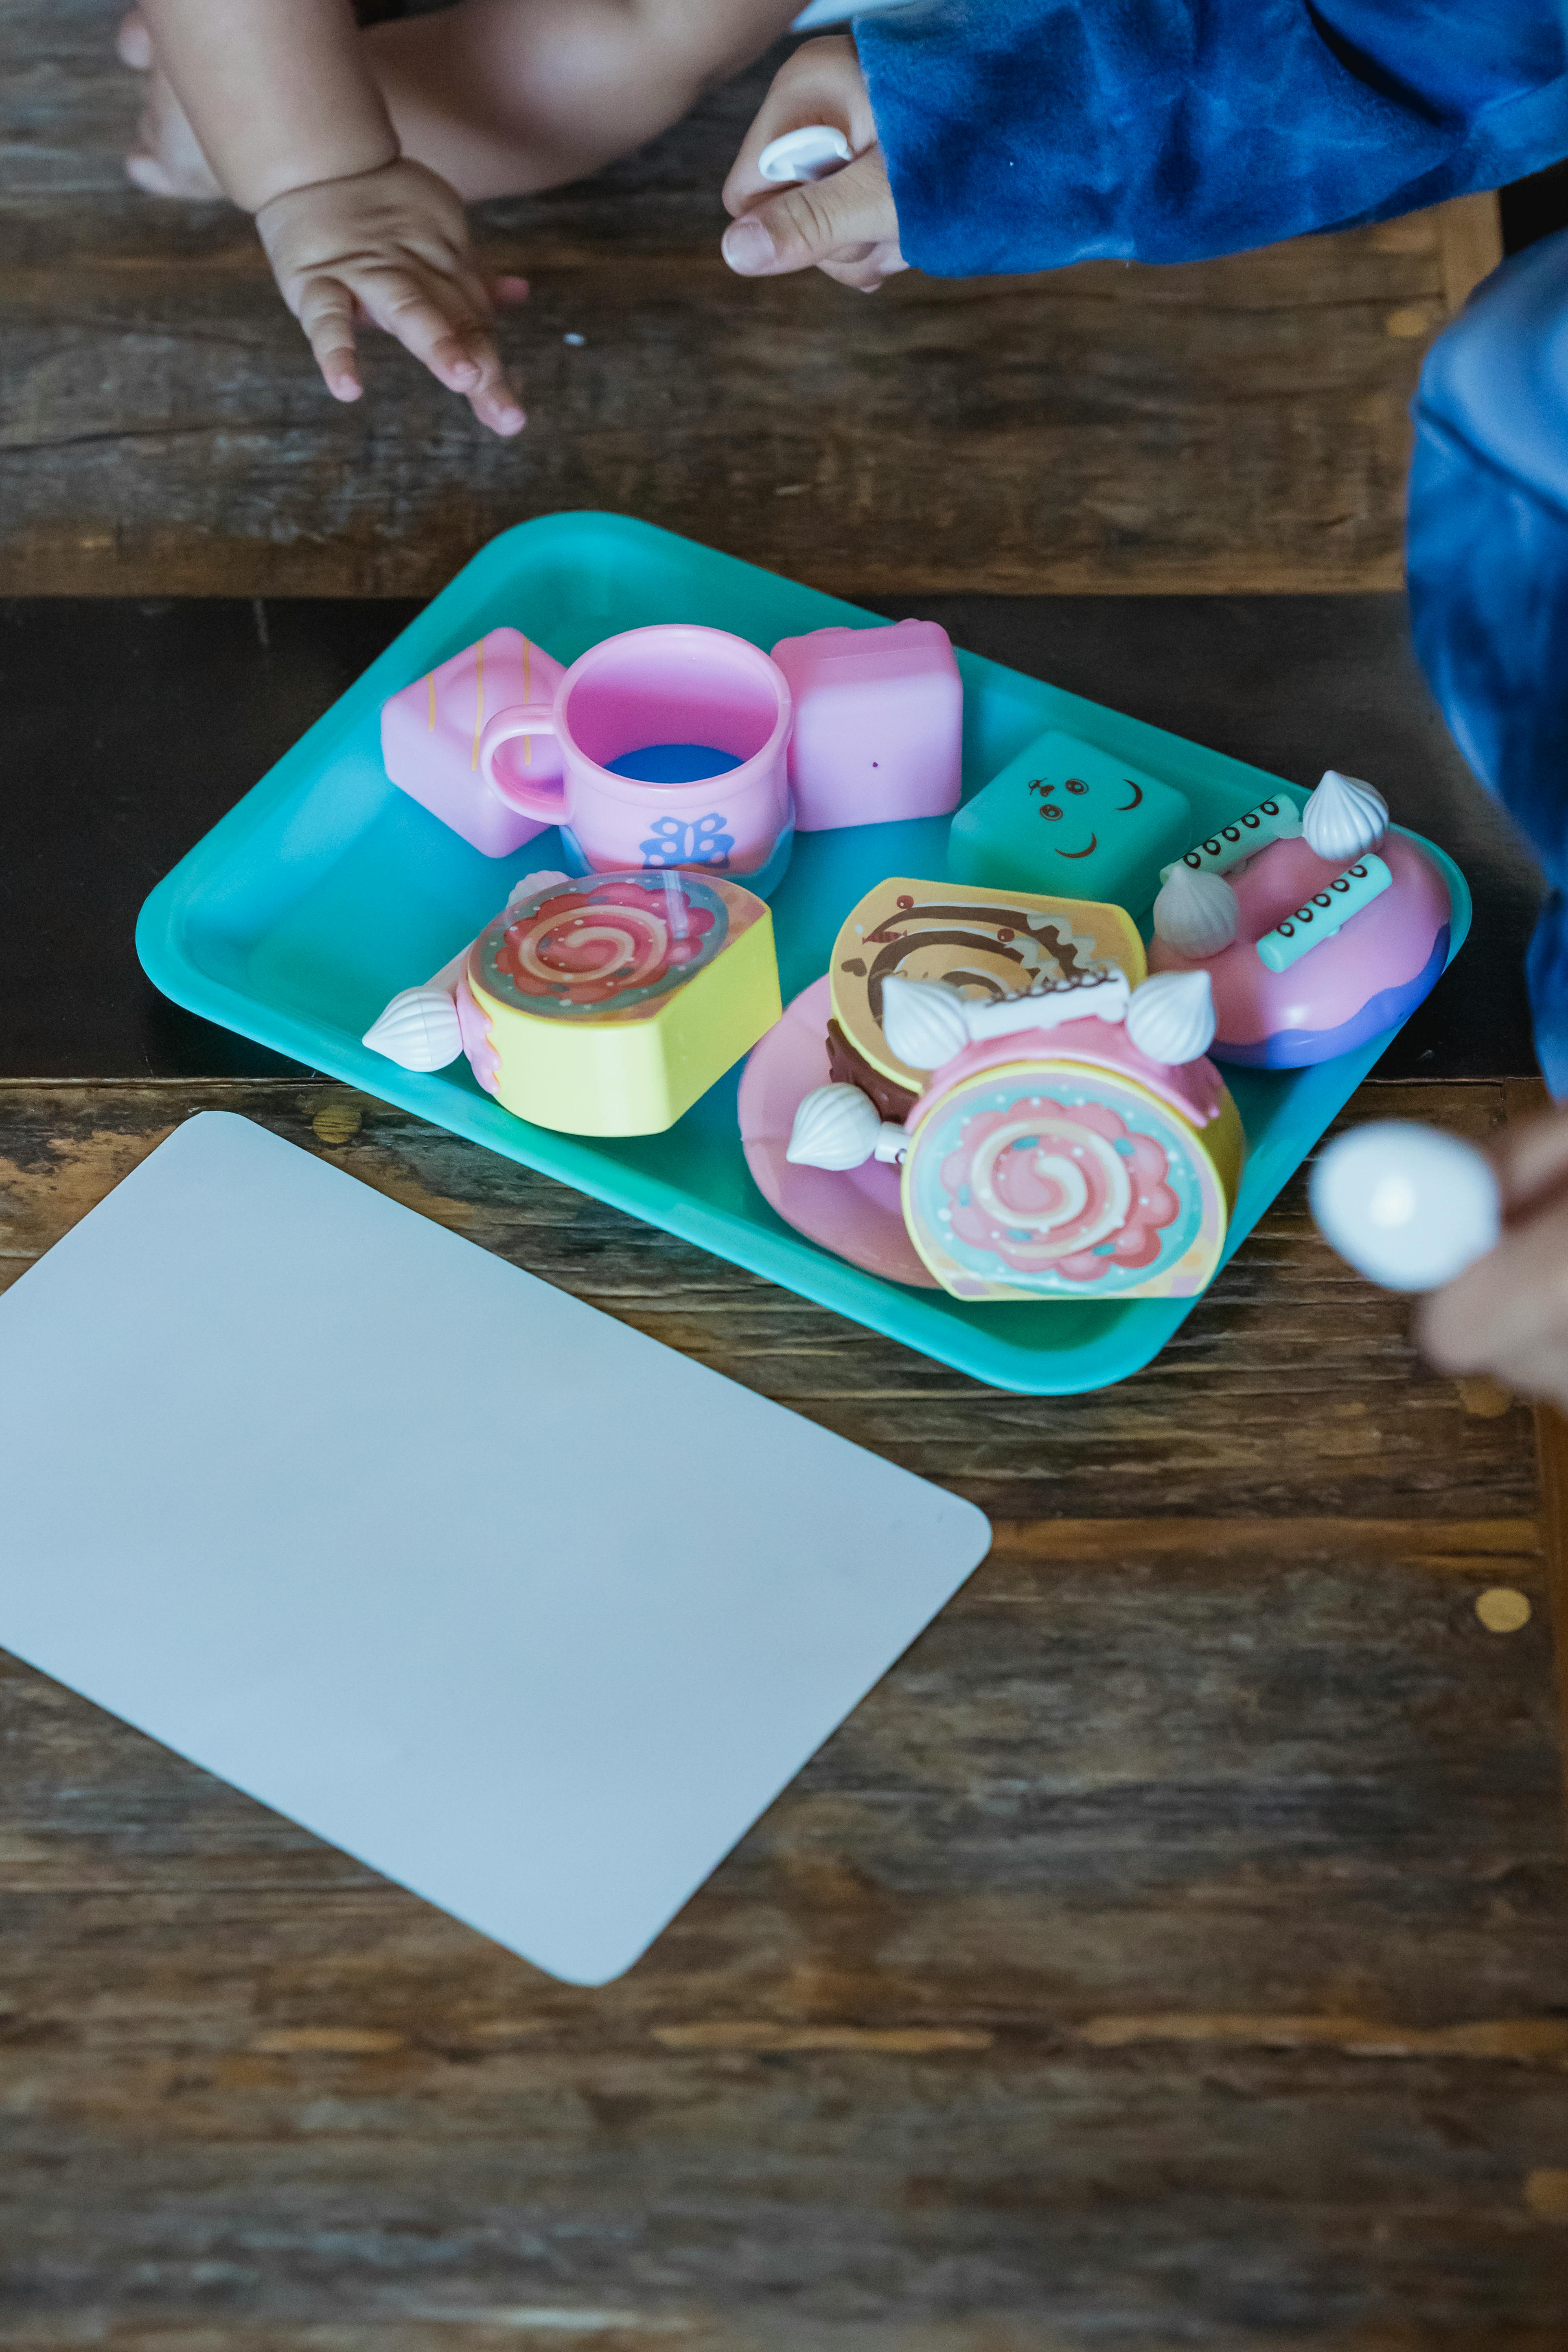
[639,812,735,869]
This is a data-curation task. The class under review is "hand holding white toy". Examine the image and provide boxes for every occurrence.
[1309,1122,1500,1292]
[758,125,854,185]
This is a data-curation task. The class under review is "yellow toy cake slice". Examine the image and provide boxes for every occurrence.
[462,870,780,1136]
[828,878,1146,1111]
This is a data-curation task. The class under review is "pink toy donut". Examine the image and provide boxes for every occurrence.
[1148,833,1451,1068]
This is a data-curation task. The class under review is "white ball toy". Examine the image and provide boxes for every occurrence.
[1309,1121,1500,1293]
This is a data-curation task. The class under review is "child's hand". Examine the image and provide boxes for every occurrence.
[1418,1099,1568,1410]
[255,157,526,436]
[721,35,905,292]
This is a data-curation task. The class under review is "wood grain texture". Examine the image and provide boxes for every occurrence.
[0,1075,1564,2347]
[1534,1401,1568,1820]
[0,0,1489,599]
[1438,191,1506,315]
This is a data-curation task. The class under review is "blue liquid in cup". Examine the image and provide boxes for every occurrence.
[605,744,742,785]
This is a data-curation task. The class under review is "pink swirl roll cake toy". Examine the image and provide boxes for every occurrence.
[364,868,780,1135]
[381,629,567,858]
[1147,770,1452,1068]
[776,960,1244,1303]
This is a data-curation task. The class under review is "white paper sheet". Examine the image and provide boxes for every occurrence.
[0,1113,989,1983]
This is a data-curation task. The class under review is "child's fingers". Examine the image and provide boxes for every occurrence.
[126,151,180,197]
[1417,1185,1568,1392]
[721,151,902,281]
[722,35,876,217]
[354,265,524,433]
[1491,1098,1568,1219]
[815,242,908,293]
[348,276,525,332]
[293,274,364,402]
[116,10,153,69]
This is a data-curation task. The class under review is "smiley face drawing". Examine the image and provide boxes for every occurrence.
[948,729,1194,915]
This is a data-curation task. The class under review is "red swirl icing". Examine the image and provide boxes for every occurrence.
[496,879,714,1007]
[938,1096,1178,1282]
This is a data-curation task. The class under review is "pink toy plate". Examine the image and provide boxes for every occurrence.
[739,978,936,1288]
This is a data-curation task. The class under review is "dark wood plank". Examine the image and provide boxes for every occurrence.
[0,1075,1563,2346]
[1533,1397,1568,1821]
[0,0,1499,598]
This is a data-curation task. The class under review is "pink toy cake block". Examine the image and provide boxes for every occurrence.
[381,628,566,858]
[769,620,963,832]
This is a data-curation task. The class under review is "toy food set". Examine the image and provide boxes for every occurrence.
[946,729,1194,906]
[138,512,1471,1393]
[738,768,1459,1307]
[381,616,966,890]
[1147,770,1453,1067]
[769,952,1243,1302]
[366,868,779,1136]
[769,619,963,831]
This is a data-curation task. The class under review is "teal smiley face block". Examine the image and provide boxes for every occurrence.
[947,730,1194,915]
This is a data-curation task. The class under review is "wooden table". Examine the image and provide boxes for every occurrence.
[2,7,1504,600]
[3,4,1566,2337]
[1,1075,1565,2346]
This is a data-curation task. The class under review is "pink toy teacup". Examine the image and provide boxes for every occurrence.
[477,624,793,880]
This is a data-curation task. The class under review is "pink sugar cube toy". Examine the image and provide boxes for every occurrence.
[381,628,566,858]
[769,620,963,832]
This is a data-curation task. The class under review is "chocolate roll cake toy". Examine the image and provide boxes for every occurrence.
[783,949,1245,1306]
[826,876,1148,1117]
[1148,770,1452,1067]
[363,868,781,1135]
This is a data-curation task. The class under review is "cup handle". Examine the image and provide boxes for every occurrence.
[479,703,568,821]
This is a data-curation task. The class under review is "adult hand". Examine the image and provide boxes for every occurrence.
[721,35,905,292]
[256,157,526,435]
[1418,1098,1568,1411]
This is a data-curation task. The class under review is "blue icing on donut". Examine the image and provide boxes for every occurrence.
[1210,928,1450,1068]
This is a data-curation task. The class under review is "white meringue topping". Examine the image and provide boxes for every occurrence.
[1151,864,1240,957]
[1302,769,1388,863]
[1124,969,1217,1066]
[786,1084,906,1169]
[362,985,465,1071]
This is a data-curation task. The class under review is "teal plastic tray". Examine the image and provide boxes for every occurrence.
[137,512,1470,1394]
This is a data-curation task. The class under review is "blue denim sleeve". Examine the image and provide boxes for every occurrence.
[1408,228,1568,1094]
[855,0,1568,276]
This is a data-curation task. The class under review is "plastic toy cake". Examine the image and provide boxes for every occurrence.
[366,869,780,1135]
[738,768,1454,1310]
[1148,771,1452,1066]
[827,876,1147,1116]
[783,963,1244,1302]
[947,729,1194,909]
